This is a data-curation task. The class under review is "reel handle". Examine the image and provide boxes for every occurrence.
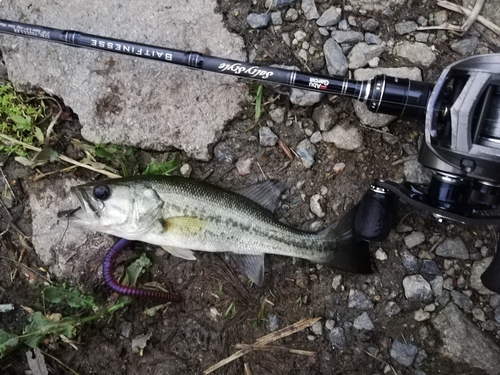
[354,182,395,242]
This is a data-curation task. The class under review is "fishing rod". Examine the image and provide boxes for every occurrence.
[0,19,432,118]
[2,19,500,293]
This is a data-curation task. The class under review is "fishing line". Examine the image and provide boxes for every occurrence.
[56,206,81,244]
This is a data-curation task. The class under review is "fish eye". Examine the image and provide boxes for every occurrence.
[93,185,111,201]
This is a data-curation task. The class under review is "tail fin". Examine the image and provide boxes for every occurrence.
[318,206,374,274]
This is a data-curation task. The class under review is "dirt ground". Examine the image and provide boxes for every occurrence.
[1,1,499,374]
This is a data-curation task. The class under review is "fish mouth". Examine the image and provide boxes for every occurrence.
[57,187,97,222]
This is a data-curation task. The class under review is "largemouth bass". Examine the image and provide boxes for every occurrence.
[61,176,373,285]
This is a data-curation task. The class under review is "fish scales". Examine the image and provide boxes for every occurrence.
[145,177,327,261]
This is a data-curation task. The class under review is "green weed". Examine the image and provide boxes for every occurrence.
[0,83,47,157]
[142,155,180,175]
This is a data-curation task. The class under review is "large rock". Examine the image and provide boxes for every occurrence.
[393,42,436,67]
[29,178,114,280]
[433,303,500,375]
[0,1,246,160]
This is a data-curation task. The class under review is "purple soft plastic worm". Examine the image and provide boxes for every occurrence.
[102,238,183,302]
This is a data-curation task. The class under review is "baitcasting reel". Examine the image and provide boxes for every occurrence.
[354,54,500,293]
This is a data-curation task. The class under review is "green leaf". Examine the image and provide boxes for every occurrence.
[142,157,180,176]
[0,330,19,358]
[125,253,152,286]
[34,126,44,143]
[23,312,76,348]
[43,286,98,310]
[94,144,115,159]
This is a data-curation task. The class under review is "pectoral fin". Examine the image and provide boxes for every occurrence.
[162,246,197,260]
[233,254,265,286]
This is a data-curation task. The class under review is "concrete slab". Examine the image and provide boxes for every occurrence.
[0,0,247,160]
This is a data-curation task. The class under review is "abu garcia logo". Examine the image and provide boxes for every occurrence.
[309,77,329,90]
[218,63,274,79]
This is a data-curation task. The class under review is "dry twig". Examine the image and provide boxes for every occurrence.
[203,317,321,374]
[0,133,121,178]
[437,0,500,36]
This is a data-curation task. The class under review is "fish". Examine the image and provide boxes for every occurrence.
[60,175,373,285]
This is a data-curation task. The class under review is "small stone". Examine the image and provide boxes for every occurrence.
[375,248,388,261]
[301,0,320,20]
[318,27,329,36]
[322,125,363,150]
[403,275,433,302]
[494,307,500,323]
[271,11,282,25]
[353,312,374,330]
[296,139,317,169]
[450,37,478,56]
[437,290,450,306]
[290,89,323,106]
[312,104,336,132]
[470,257,494,295]
[472,307,486,322]
[365,33,382,45]
[393,42,437,67]
[332,274,343,291]
[307,334,316,341]
[424,303,436,312]
[361,18,379,32]
[404,232,425,248]
[259,127,279,147]
[396,223,413,233]
[311,321,323,336]
[404,159,432,185]
[331,31,364,44]
[269,107,286,123]
[333,162,346,174]
[390,339,418,367]
[310,221,323,232]
[329,327,346,350]
[450,290,473,311]
[310,194,326,218]
[385,301,401,317]
[395,21,418,35]
[414,309,431,321]
[490,295,500,308]
[348,42,386,70]
[180,163,192,177]
[325,319,336,331]
[294,30,307,43]
[420,260,441,277]
[338,19,349,31]
[348,289,374,310]
[284,9,299,22]
[320,186,328,196]
[310,131,322,144]
[323,39,348,76]
[430,276,444,297]
[316,7,342,27]
[268,314,279,332]
[235,158,252,175]
[436,238,469,260]
[434,10,448,26]
[414,32,429,43]
[401,249,419,272]
[121,321,132,338]
[417,16,428,26]
[247,13,271,29]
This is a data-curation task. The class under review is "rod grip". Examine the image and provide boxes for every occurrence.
[354,183,395,242]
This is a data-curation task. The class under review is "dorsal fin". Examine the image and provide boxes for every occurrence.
[237,180,286,213]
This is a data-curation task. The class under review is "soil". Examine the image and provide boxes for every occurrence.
[0,1,498,375]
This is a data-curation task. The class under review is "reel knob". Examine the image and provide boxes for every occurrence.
[354,183,395,242]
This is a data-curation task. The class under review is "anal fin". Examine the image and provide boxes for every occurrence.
[162,246,197,260]
[233,254,265,286]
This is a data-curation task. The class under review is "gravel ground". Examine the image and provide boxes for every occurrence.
[1,1,500,374]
